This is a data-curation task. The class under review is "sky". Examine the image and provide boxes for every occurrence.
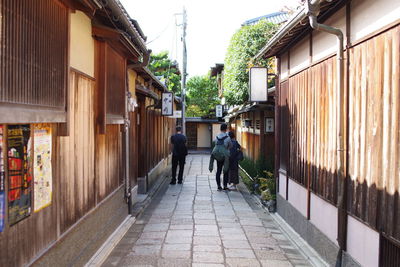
[120,0,301,78]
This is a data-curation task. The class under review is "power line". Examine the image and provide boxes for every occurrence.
[146,16,174,45]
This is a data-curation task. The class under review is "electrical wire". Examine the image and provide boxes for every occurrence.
[146,17,173,44]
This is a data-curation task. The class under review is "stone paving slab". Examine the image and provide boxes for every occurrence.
[101,155,312,267]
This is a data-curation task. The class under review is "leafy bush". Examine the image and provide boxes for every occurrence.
[240,157,258,178]
[240,155,276,202]
[186,75,220,117]
[223,20,278,105]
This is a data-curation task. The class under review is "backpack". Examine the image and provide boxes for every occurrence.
[211,135,229,161]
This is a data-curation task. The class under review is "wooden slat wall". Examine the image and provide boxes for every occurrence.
[106,45,125,116]
[348,25,400,240]
[284,58,338,204]
[310,58,338,204]
[279,24,400,238]
[58,71,95,232]
[0,0,67,109]
[279,81,290,173]
[95,124,122,202]
[129,110,138,187]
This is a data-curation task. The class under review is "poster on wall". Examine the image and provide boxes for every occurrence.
[33,125,52,212]
[0,125,5,232]
[7,125,32,225]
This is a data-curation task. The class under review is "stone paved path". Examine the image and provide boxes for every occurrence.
[102,155,312,267]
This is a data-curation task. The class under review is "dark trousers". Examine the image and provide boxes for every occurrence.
[216,160,228,188]
[172,155,185,182]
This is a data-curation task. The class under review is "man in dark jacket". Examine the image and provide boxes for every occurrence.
[170,126,187,185]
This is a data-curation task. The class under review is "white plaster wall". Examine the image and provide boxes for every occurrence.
[280,52,289,80]
[351,0,400,43]
[288,179,307,217]
[347,216,380,267]
[212,124,221,141]
[289,36,310,75]
[279,172,286,198]
[197,124,211,148]
[310,193,338,245]
[70,11,94,77]
[312,7,347,63]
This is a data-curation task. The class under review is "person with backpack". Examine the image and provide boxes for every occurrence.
[228,131,243,190]
[170,126,188,185]
[209,123,232,191]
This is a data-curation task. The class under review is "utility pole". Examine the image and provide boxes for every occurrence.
[181,7,187,135]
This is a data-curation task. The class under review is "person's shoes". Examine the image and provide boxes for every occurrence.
[178,180,183,184]
[229,185,237,190]
[223,187,230,191]
[217,187,223,191]
[170,181,176,185]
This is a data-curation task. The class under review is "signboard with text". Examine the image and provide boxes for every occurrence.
[216,105,223,118]
[265,118,274,133]
[162,92,173,116]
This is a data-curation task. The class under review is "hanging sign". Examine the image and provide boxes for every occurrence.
[249,67,268,102]
[0,125,5,232]
[162,92,173,116]
[33,125,52,212]
[216,105,223,118]
[7,125,32,225]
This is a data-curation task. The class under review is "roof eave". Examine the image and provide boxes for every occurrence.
[254,7,307,60]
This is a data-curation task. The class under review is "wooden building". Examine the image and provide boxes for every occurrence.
[186,118,221,150]
[255,0,400,266]
[0,0,177,266]
[210,64,275,165]
[227,104,275,164]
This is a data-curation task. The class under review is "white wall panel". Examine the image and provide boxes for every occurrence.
[351,0,400,43]
[310,193,338,245]
[280,52,289,80]
[279,172,286,198]
[70,11,94,77]
[347,216,379,267]
[288,179,307,217]
[289,36,310,75]
[312,7,346,63]
[197,124,211,148]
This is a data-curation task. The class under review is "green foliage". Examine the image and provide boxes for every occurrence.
[240,157,258,178]
[224,20,278,105]
[149,51,181,94]
[186,74,220,117]
[240,154,274,178]
[239,155,276,201]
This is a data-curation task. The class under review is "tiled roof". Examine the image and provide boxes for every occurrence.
[243,11,290,26]
[114,0,147,44]
[255,0,349,59]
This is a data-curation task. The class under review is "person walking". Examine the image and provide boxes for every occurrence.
[170,126,187,185]
[228,131,243,190]
[209,123,231,191]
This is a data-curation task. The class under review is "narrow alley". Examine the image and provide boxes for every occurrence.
[102,154,312,267]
